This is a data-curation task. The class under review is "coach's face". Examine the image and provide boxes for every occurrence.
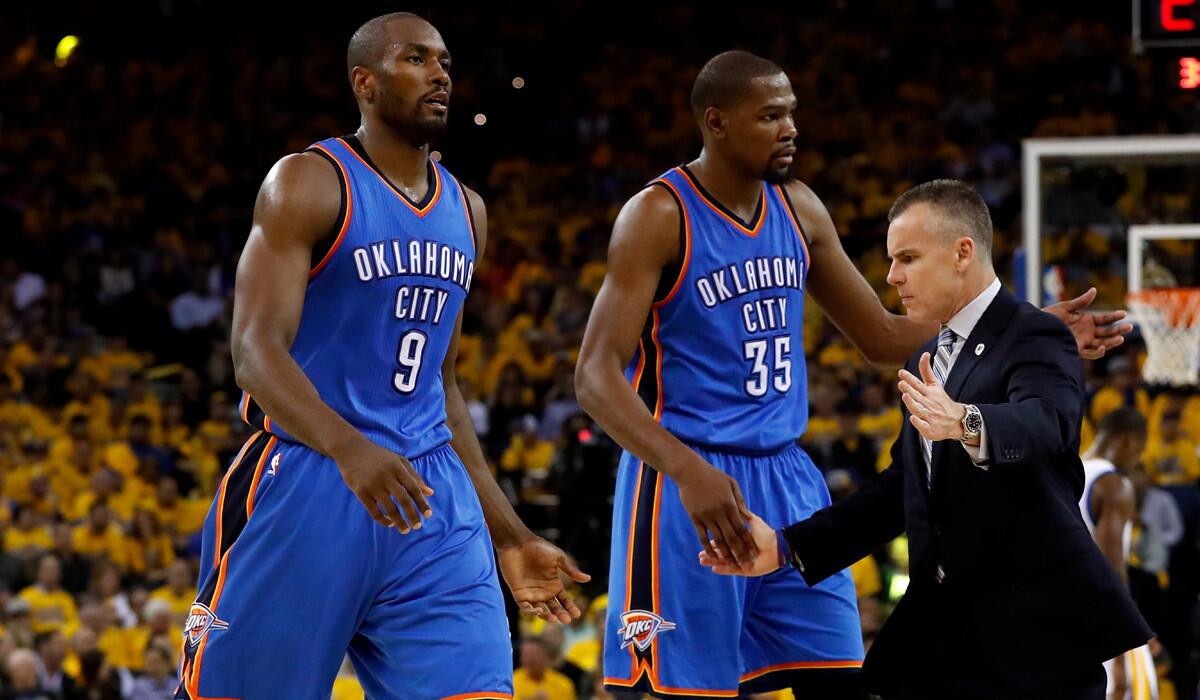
[886,203,973,324]
[355,18,452,145]
[722,73,798,183]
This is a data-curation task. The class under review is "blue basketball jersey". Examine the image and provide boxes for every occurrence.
[238,136,476,458]
[629,166,811,453]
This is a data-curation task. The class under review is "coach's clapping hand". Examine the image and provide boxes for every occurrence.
[898,352,967,442]
[698,512,780,577]
[676,458,759,568]
[332,435,434,533]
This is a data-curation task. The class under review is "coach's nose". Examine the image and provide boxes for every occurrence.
[887,260,903,287]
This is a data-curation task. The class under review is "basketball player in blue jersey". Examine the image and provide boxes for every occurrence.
[176,13,588,700]
[575,50,1131,699]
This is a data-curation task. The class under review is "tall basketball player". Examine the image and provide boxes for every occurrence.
[1081,408,1159,700]
[176,13,588,700]
[576,50,1130,698]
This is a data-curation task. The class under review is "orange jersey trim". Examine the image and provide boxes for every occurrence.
[773,185,812,273]
[187,438,276,698]
[336,137,441,217]
[308,143,354,278]
[675,167,767,238]
[739,659,864,683]
[649,179,692,308]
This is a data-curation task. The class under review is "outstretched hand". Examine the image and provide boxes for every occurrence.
[499,537,591,623]
[1042,287,1133,360]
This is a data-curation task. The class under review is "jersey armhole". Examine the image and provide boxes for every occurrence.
[303,147,349,273]
[648,181,686,306]
[452,175,480,254]
[776,184,814,252]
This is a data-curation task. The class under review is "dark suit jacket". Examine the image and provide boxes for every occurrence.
[784,288,1151,697]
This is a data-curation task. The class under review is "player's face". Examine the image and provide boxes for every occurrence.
[369,20,452,145]
[886,204,969,324]
[727,74,798,183]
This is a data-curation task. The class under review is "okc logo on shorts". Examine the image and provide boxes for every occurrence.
[617,610,676,652]
[184,603,230,648]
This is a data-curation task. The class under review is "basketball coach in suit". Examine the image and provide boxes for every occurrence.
[701,180,1152,699]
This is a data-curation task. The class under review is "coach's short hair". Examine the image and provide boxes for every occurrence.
[888,179,993,260]
[690,50,785,121]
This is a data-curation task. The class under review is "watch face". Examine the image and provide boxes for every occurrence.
[966,411,983,432]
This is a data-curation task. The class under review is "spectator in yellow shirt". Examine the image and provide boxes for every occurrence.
[144,477,206,541]
[125,510,174,582]
[1090,356,1150,423]
[513,637,576,700]
[122,598,182,672]
[3,505,53,560]
[18,554,79,634]
[150,560,195,622]
[501,416,556,475]
[72,502,127,569]
[1144,409,1200,486]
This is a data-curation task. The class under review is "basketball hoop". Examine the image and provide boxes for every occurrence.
[1127,288,1200,387]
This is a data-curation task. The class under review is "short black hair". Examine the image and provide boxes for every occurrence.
[1097,407,1147,438]
[347,12,425,78]
[690,50,786,121]
[889,179,993,260]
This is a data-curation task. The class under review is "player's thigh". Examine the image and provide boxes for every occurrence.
[178,440,375,700]
[349,444,514,700]
[605,454,750,694]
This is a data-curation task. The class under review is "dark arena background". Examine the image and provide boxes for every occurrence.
[1,1,1200,698]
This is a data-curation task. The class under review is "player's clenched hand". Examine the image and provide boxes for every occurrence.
[332,436,433,533]
[698,511,780,576]
[674,458,758,568]
[499,537,591,623]
[1042,287,1133,360]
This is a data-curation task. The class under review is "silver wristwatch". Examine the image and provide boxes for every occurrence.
[960,404,982,442]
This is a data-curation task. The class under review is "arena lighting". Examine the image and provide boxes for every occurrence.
[512,76,526,89]
[1182,56,1200,87]
[473,113,487,126]
[54,35,79,67]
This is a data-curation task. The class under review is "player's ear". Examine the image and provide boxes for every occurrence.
[702,107,726,138]
[351,66,375,103]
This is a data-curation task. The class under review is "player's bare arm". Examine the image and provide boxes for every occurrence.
[576,185,759,566]
[231,152,433,532]
[790,180,1131,366]
[442,186,590,623]
[1091,473,1137,587]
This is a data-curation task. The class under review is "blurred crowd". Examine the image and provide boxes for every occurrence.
[2,0,1200,698]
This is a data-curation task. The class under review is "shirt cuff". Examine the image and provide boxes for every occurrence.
[959,417,990,468]
[776,528,790,571]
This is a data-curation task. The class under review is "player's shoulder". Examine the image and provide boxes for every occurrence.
[620,181,682,225]
[264,150,341,195]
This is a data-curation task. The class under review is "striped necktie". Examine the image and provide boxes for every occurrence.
[922,326,958,484]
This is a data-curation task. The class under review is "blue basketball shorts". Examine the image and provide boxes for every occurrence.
[176,432,513,700]
[603,443,863,698]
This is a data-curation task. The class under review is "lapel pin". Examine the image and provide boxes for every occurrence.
[975,343,985,356]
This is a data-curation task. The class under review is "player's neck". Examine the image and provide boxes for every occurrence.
[355,124,431,191]
[688,154,762,221]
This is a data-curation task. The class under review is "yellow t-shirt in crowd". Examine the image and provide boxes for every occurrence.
[501,435,556,473]
[331,676,366,700]
[18,585,79,634]
[513,667,576,700]
[1144,438,1200,486]
[72,524,128,566]
[4,526,53,553]
[150,586,195,620]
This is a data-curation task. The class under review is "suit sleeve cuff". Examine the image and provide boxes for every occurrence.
[959,417,990,468]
